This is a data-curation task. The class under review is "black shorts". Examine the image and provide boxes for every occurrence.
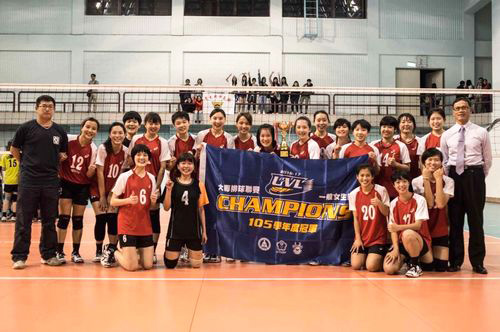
[60,179,89,205]
[119,234,154,249]
[432,235,449,248]
[165,238,202,251]
[90,191,110,203]
[3,184,18,193]
[358,244,388,256]
[398,240,429,258]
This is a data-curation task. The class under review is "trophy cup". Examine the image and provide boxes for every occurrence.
[278,122,292,158]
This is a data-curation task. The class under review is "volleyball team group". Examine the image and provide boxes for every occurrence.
[7,95,491,278]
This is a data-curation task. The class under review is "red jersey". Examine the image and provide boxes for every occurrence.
[234,135,257,151]
[396,135,422,180]
[373,139,411,198]
[129,135,170,177]
[338,142,379,159]
[167,134,196,159]
[417,133,442,155]
[90,144,128,198]
[311,133,335,159]
[59,135,97,185]
[389,193,431,248]
[112,170,156,236]
[196,129,235,149]
[290,139,320,159]
[412,175,454,238]
[348,185,390,247]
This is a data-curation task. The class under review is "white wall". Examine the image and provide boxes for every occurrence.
[83,51,171,85]
[0,51,71,83]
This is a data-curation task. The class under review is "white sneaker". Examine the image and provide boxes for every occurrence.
[179,247,189,263]
[405,265,423,278]
[71,252,84,264]
[13,260,26,269]
[41,257,63,266]
[56,252,66,264]
[1,216,7,222]
[226,257,236,263]
[92,251,103,263]
[9,216,16,222]
[308,260,320,266]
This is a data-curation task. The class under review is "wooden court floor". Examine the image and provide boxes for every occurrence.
[0,209,499,332]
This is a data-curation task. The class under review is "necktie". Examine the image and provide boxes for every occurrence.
[456,126,465,175]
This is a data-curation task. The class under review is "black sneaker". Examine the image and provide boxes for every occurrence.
[71,252,84,263]
[100,245,117,268]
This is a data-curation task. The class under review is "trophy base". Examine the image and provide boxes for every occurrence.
[279,150,289,158]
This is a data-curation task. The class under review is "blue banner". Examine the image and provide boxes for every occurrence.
[203,145,368,264]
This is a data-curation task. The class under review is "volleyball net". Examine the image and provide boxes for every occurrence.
[0,84,498,156]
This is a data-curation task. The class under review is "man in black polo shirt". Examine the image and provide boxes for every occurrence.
[11,95,68,269]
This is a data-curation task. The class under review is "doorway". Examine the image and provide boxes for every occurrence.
[395,68,444,115]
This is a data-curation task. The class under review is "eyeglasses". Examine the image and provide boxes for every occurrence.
[38,104,54,110]
[453,106,469,111]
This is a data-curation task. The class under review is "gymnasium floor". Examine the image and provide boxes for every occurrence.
[1,205,499,332]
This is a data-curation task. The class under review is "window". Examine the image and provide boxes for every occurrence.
[184,0,270,17]
[283,0,366,18]
[86,0,172,16]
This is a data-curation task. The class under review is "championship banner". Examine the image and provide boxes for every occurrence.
[202,92,236,114]
[202,145,369,265]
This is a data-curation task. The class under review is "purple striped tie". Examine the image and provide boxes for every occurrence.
[456,126,465,175]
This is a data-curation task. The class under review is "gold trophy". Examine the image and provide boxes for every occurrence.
[278,122,292,158]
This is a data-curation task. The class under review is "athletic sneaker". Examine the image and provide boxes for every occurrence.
[71,252,84,264]
[179,246,189,263]
[12,260,26,269]
[226,257,236,263]
[153,254,158,265]
[100,245,116,268]
[208,255,221,263]
[1,216,6,222]
[41,257,63,266]
[308,260,320,266]
[56,251,67,264]
[92,251,103,263]
[9,216,16,222]
[405,264,423,278]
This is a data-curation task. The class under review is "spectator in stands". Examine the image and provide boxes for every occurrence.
[475,77,484,113]
[280,76,289,114]
[269,73,280,114]
[194,78,203,99]
[87,73,99,113]
[194,95,203,123]
[257,70,269,114]
[290,81,301,114]
[182,97,195,113]
[300,79,313,113]
[456,80,466,99]
[482,78,492,113]
[239,74,249,112]
[247,76,258,113]
[179,79,192,107]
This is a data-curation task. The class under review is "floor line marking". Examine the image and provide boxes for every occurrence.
[0,276,498,281]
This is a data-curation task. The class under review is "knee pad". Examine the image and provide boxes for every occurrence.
[107,213,118,236]
[72,216,84,230]
[420,261,434,272]
[11,193,17,202]
[164,257,178,269]
[434,259,448,272]
[94,214,107,241]
[150,209,160,234]
[57,215,71,230]
[190,257,203,268]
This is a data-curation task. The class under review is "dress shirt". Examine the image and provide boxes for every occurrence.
[441,121,492,176]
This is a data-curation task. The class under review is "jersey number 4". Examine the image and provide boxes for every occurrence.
[181,190,189,206]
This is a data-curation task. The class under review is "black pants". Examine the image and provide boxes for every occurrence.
[448,166,486,267]
[11,185,59,261]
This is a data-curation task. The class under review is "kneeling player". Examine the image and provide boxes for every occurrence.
[110,144,159,271]
[163,153,208,269]
[349,164,390,272]
[384,171,433,278]
[412,148,454,272]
